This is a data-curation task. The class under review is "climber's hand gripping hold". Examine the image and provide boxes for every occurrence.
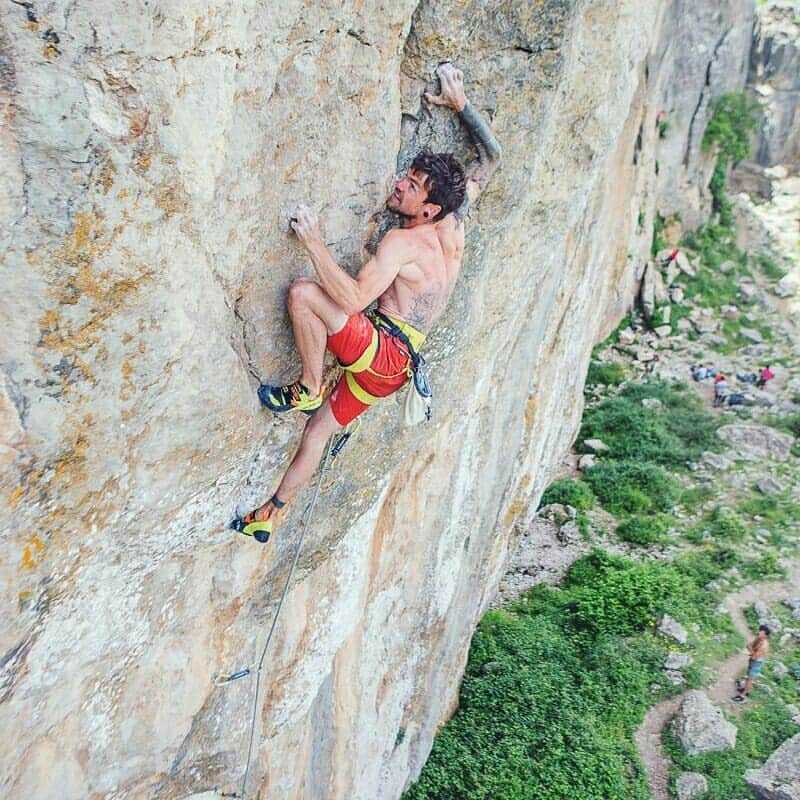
[289,203,322,249]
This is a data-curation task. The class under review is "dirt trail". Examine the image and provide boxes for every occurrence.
[634,564,800,800]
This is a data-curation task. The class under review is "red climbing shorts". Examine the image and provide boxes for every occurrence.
[326,313,412,426]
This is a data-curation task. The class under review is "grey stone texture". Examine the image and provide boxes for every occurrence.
[677,771,709,800]
[745,732,800,800]
[674,691,738,756]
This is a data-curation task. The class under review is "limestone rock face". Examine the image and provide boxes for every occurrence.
[674,691,738,756]
[0,1,754,798]
[745,732,800,800]
[749,2,800,168]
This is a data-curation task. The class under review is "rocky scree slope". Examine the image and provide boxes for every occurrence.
[0,1,753,797]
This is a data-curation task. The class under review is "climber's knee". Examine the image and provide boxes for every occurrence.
[287,277,319,315]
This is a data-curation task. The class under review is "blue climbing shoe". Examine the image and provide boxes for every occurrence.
[258,381,322,415]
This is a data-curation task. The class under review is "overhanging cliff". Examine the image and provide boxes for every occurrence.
[0,1,754,797]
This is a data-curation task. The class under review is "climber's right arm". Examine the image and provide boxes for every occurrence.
[424,61,502,206]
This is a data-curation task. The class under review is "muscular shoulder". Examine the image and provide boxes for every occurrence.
[376,227,415,263]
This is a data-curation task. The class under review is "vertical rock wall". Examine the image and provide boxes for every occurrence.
[749,0,800,169]
[0,1,753,798]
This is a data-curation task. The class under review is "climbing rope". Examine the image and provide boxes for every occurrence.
[216,425,355,799]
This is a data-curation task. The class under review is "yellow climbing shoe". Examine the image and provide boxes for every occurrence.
[258,381,323,415]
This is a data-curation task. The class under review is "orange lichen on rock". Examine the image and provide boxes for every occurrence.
[20,534,45,571]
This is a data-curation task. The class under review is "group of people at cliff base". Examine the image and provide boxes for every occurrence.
[690,363,775,407]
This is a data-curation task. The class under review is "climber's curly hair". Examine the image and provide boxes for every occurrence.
[411,148,466,221]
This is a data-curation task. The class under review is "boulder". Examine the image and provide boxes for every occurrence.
[676,251,694,275]
[673,691,737,756]
[666,670,687,686]
[640,262,657,323]
[655,324,673,338]
[619,327,637,345]
[578,454,597,470]
[671,286,685,303]
[699,451,734,471]
[667,262,681,286]
[665,652,693,670]
[659,614,689,644]
[584,438,610,453]
[693,318,718,334]
[745,732,800,800]
[677,772,709,800]
[739,283,758,301]
[557,520,582,545]
[716,424,794,461]
[772,662,788,677]
[719,260,736,274]
[741,327,765,344]
[721,304,740,320]
[678,318,694,331]
[754,601,782,634]
[757,477,785,496]
[642,398,663,409]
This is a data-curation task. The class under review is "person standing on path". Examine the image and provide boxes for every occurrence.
[734,624,771,702]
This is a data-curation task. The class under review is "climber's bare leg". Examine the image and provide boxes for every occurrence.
[248,401,342,524]
[287,278,348,397]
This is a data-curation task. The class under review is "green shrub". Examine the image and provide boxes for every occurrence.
[651,212,666,256]
[540,478,596,512]
[586,361,625,386]
[742,551,784,581]
[617,515,669,545]
[583,461,679,515]
[708,507,747,542]
[702,92,759,163]
[579,381,719,467]
[567,551,678,635]
[404,565,665,800]
[755,254,787,282]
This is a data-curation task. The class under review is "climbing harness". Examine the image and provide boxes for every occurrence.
[216,425,356,798]
[341,310,432,422]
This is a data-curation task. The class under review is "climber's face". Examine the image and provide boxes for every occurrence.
[389,168,434,218]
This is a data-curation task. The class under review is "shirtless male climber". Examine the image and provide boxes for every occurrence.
[234,62,502,543]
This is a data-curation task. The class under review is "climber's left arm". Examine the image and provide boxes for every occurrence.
[424,61,502,208]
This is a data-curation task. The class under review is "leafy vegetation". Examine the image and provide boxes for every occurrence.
[579,380,720,468]
[586,360,625,387]
[540,478,595,511]
[403,552,675,800]
[702,93,759,164]
[616,514,670,546]
[583,461,678,515]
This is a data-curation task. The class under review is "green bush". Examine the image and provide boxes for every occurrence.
[702,92,759,163]
[586,361,625,386]
[755,254,787,282]
[617,515,669,545]
[742,551,784,581]
[708,507,747,543]
[404,552,675,800]
[540,478,596,511]
[579,381,719,468]
[583,461,679,515]
[567,551,679,635]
